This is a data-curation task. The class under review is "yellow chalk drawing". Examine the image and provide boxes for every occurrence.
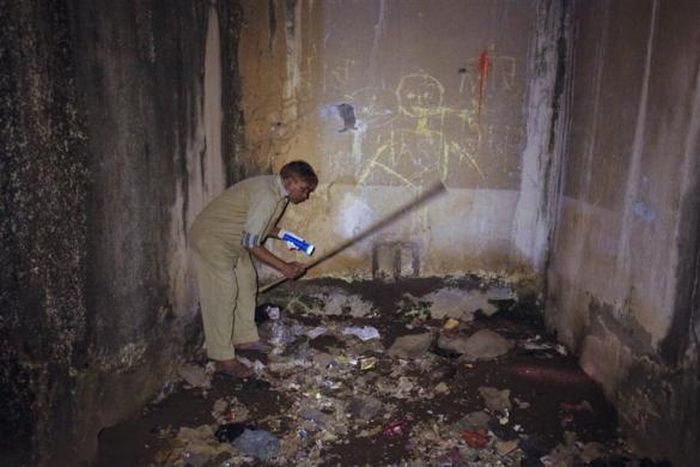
[369,160,417,188]
[353,72,488,187]
[494,56,517,91]
[457,54,518,101]
[321,48,521,192]
[345,87,395,127]
[396,73,445,119]
[323,58,356,94]
[450,140,485,180]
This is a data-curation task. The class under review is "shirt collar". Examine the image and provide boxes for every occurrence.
[274,175,288,199]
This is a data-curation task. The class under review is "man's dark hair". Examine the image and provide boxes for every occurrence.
[280,160,318,187]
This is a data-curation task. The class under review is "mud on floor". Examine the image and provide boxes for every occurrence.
[96,276,667,466]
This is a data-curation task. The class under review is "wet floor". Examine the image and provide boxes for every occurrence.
[96,277,666,466]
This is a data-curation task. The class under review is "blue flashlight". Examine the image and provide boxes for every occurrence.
[279,230,315,256]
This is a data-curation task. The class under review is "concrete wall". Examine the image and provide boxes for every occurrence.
[0,1,241,464]
[237,0,566,281]
[546,0,700,464]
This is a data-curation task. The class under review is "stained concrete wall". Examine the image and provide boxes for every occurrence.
[0,1,240,464]
[237,0,566,281]
[546,0,700,464]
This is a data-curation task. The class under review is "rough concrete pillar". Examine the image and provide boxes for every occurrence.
[511,0,571,273]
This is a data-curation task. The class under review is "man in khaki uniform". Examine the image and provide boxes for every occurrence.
[190,160,318,377]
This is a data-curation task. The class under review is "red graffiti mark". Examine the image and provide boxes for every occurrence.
[477,50,491,117]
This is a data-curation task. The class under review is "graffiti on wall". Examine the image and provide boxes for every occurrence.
[322,50,520,189]
[355,72,483,187]
[242,44,521,188]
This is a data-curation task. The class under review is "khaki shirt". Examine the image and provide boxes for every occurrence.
[190,175,288,259]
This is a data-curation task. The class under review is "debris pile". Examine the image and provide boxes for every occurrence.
[99,279,654,466]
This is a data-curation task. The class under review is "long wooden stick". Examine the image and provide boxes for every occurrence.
[259,181,447,294]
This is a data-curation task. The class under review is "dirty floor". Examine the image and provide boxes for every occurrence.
[96,276,666,466]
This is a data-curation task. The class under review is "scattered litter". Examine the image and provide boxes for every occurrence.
[236,356,253,368]
[478,386,512,412]
[255,303,281,324]
[151,381,177,404]
[462,429,489,448]
[521,336,568,357]
[305,326,327,339]
[392,376,416,399]
[215,422,256,443]
[514,397,531,409]
[541,443,576,466]
[174,425,233,464]
[318,292,377,318]
[387,332,433,359]
[453,410,491,431]
[438,329,513,360]
[299,407,334,428]
[435,447,465,465]
[496,439,519,455]
[234,357,266,374]
[581,441,605,463]
[212,399,228,416]
[342,326,380,341]
[233,429,280,460]
[266,320,293,347]
[422,287,500,321]
[347,396,383,421]
[239,378,271,392]
[312,352,335,368]
[359,356,377,370]
[177,364,211,389]
[486,287,515,301]
[383,419,409,437]
[211,397,249,424]
[126,283,649,465]
[443,318,460,330]
[434,382,449,394]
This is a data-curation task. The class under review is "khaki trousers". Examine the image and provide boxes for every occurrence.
[192,249,259,360]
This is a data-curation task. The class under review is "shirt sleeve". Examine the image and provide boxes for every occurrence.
[241,191,277,248]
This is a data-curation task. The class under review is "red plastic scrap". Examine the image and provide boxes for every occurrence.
[383,419,408,437]
[462,429,489,449]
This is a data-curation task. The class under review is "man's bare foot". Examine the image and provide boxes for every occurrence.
[235,340,272,353]
[215,359,254,378]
